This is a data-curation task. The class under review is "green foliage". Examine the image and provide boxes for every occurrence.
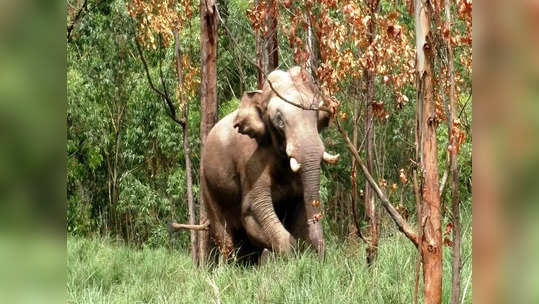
[67,0,472,251]
[67,0,196,245]
[219,97,240,118]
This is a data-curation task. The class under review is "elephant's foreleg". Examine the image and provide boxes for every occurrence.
[243,187,295,253]
[242,214,271,247]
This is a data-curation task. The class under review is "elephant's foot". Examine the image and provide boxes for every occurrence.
[242,214,295,254]
[272,232,296,254]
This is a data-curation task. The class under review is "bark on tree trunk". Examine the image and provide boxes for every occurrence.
[183,107,198,264]
[263,0,278,74]
[364,68,378,266]
[199,0,219,265]
[419,64,443,304]
[306,15,317,78]
[255,0,264,89]
[174,29,198,265]
[416,0,443,303]
[444,0,462,302]
[364,1,379,266]
[351,81,360,239]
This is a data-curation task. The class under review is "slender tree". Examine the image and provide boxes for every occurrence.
[103,69,127,238]
[173,29,198,265]
[263,0,279,73]
[415,0,443,302]
[363,0,379,266]
[198,0,219,265]
[444,0,461,302]
[129,0,202,259]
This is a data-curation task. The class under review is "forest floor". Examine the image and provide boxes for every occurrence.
[67,215,472,304]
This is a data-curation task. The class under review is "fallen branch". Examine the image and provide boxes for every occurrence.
[335,117,419,247]
[168,221,209,232]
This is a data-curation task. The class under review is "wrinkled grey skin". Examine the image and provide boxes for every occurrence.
[202,67,332,260]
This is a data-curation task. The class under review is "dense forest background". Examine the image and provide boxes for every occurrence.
[67,0,472,302]
[67,0,471,248]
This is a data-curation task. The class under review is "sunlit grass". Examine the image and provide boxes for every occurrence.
[67,214,471,304]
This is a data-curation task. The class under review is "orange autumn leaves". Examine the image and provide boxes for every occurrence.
[128,0,199,106]
[128,0,194,48]
[449,119,466,155]
[248,0,415,119]
[248,0,470,125]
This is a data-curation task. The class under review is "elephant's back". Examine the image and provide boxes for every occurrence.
[202,111,255,208]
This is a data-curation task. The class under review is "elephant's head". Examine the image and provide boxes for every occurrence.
[233,67,339,254]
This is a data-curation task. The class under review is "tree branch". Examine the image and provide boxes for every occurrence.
[168,221,209,232]
[458,93,471,119]
[133,35,185,127]
[157,37,180,123]
[67,0,88,42]
[335,117,419,246]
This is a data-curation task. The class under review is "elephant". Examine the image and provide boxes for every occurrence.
[201,66,339,261]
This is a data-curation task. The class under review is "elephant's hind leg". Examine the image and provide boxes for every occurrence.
[205,193,235,261]
[211,219,234,261]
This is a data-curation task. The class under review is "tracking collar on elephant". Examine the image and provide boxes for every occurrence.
[245,89,263,95]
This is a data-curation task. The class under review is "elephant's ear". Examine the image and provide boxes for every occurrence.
[233,90,266,140]
[317,109,331,131]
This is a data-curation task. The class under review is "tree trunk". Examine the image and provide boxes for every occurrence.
[255,0,264,89]
[174,29,198,265]
[416,0,443,303]
[350,80,360,240]
[364,67,378,266]
[306,15,317,78]
[184,106,198,264]
[444,0,461,302]
[263,0,278,74]
[199,0,219,265]
[105,98,125,238]
[364,1,378,266]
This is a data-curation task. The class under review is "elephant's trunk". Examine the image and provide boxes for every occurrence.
[298,141,325,256]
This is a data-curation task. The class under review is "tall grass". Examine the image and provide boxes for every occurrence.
[67,215,471,304]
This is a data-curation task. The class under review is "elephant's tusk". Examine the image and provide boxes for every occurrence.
[323,152,340,164]
[290,157,301,172]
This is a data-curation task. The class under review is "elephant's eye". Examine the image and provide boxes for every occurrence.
[274,112,285,129]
